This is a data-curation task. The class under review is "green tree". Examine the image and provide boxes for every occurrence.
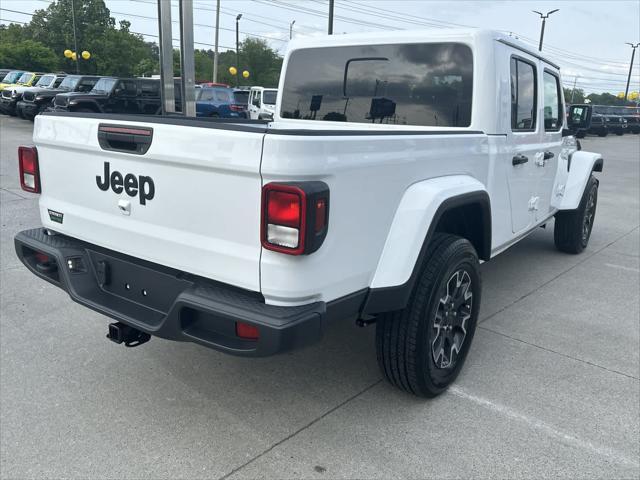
[564,87,585,104]
[0,39,59,71]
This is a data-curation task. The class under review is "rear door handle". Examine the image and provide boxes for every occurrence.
[512,154,529,166]
[544,151,555,160]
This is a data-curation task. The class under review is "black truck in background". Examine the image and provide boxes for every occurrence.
[51,77,182,115]
[18,75,101,120]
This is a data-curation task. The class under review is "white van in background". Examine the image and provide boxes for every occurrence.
[248,86,277,119]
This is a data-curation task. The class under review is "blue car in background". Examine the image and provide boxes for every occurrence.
[195,86,247,118]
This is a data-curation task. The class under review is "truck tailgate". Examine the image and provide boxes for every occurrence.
[33,114,265,292]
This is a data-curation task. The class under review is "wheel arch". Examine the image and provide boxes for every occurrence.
[363,176,491,315]
[555,150,603,211]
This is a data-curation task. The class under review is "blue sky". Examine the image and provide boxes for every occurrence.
[1,0,639,94]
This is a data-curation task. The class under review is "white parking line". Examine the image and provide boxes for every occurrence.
[449,386,640,469]
[604,263,640,273]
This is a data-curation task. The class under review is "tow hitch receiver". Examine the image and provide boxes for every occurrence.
[107,322,151,347]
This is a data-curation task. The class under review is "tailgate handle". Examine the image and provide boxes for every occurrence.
[98,124,153,155]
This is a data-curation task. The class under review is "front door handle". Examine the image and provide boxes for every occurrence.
[544,151,555,160]
[512,154,529,166]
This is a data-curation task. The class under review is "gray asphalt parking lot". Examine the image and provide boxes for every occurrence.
[0,115,638,479]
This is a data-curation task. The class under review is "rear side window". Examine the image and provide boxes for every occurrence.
[510,57,537,131]
[543,71,562,131]
[78,78,98,92]
[281,42,473,127]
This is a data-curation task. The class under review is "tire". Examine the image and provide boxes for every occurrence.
[376,233,481,397]
[575,130,585,139]
[597,129,607,137]
[554,175,598,254]
[75,107,95,113]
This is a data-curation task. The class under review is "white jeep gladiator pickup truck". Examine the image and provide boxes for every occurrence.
[15,30,602,397]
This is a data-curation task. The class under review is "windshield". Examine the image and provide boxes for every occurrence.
[58,76,80,91]
[91,78,117,94]
[263,90,277,105]
[233,90,249,105]
[35,75,55,87]
[17,73,33,84]
[2,71,23,83]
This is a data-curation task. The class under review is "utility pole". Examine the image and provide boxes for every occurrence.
[328,0,334,35]
[289,20,295,40]
[533,9,559,51]
[571,75,578,103]
[213,0,220,83]
[624,42,639,102]
[235,14,242,88]
[70,0,79,73]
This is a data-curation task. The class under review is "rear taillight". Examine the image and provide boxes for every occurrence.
[230,104,245,112]
[261,182,329,255]
[18,146,40,193]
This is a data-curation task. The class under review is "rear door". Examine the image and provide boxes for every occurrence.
[34,115,266,291]
[506,55,539,233]
[536,69,564,218]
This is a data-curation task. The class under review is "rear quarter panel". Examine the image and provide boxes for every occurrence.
[260,132,489,305]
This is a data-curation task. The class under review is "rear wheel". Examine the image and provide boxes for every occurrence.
[554,175,598,254]
[376,233,481,397]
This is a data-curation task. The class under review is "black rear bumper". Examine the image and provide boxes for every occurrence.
[14,228,364,356]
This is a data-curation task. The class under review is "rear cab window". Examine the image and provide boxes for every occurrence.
[280,42,473,127]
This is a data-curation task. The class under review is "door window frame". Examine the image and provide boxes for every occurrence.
[543,69,563,132]
[510,54,538,133]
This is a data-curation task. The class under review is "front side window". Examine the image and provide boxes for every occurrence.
[91,78,117,94]
[510,57,537,131]
[281,42,473,127]
[59,76,80,91]
[543,71,562,131]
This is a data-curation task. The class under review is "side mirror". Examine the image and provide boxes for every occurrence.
[567,105,592,132]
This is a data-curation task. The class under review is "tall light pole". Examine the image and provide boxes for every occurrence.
[624,42,639,102]
[289,20,295,40]
[570,75,579,103]
[235,14,242,88]
[328,0,334,35]
[70,0,79,73]
[213,0,220,83]
[533,9,559,51]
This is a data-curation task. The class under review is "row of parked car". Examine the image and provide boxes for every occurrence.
[0,69,278,121]
[568,103,640,138]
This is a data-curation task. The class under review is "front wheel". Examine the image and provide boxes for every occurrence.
[554,175,598,254]
[376,233,481,397]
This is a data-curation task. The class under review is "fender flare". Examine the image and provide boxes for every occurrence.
[555,150,604,211]
[362,175,491,315]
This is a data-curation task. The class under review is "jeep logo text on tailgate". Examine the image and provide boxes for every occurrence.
[96,162,155,205]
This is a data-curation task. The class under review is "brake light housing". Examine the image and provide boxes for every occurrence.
[18,146,40,193]
[261,182,330,255]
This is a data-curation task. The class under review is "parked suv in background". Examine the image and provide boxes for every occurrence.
[248,86,277,120]
[0,72,43,93]
[195,86,247,118]
[614,106,640,134]
[19,75,101,120]
[0,70,25,90]
[52,77,175,115]
[572,107,608,138]
[1,73,66,116]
